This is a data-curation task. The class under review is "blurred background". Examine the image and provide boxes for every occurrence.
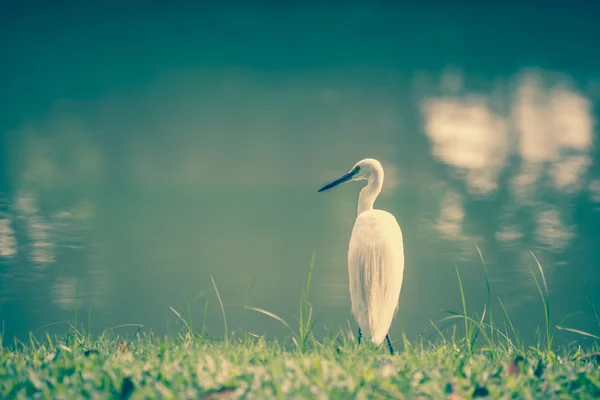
[1,1,599,347]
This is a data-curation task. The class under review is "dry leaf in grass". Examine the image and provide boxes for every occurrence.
[506,355,525,377]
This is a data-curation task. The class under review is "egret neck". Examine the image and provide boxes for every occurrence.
[357,168,383,215]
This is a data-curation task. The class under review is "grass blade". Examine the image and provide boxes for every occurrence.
[475,243,493,346]
[498,297,519,345]
[169,306,192,334]
[186,302,194,334]
[436,314,490,343]
[529,256,552,353]
[455,264,470,350]
[583,284,600,329]
[244,306,296,337]
[211,276,228,344]
[201,298,209,338]
[109,324,145,330]
[556,325,600,339]
[429,320,447,344]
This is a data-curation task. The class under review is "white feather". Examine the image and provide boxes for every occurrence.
[348,209,404,344]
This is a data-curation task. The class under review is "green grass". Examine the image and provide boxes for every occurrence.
[0,331,599,399]
[1,249,599,398]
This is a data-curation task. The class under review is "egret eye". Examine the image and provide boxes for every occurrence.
[354,165,361,173]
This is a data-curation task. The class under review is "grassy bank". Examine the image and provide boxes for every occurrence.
[1,331,599,399]
[1,250,600,398]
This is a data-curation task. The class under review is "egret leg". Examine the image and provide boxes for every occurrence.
[357,328,362,345]
[385,334,394,355]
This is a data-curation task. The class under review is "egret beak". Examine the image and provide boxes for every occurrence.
[318,167,359,192]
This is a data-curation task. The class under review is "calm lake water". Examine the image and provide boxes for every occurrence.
[1,3,599,346]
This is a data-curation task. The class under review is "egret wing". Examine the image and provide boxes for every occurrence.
[348,210,404,345]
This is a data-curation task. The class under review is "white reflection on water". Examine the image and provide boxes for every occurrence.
[589,179,600,203]
[422,95,508,195]
[14,192,56,268]
[510,161,542,204]
[551,155,590,193]
[495,223,524,247]
[513,72,593,195]
[422,68,595,254]
[50,276,77,310]
[512,72,593,253]
[0,217,17,257]
[535,208,575,252]
[436,190,464,238]
[0,191,100,309]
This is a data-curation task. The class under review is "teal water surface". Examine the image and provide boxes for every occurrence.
[1,2,599,346]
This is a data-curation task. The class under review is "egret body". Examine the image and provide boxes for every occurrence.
[318,158,404,354]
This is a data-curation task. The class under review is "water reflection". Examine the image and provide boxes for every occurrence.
[495,222,524,247]
[513,73,593,194]
[421,69,595,257]
[436,190,465,239]
[535,208,575,252]
[0,190,100,315]
[0,215,17,257]
[589,179,600,203]
[422,93,508,195]
[50,276,77,310]
[0,66,597,344]
[16,193,56,268]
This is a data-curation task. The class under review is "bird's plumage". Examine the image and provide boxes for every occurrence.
[318,158,404,347]
[348,209,404,345]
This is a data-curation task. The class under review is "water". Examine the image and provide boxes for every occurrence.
[1,2,599,346]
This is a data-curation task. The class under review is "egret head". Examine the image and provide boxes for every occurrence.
[318,158,383,192]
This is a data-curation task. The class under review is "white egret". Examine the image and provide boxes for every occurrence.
[318,158,404,354]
